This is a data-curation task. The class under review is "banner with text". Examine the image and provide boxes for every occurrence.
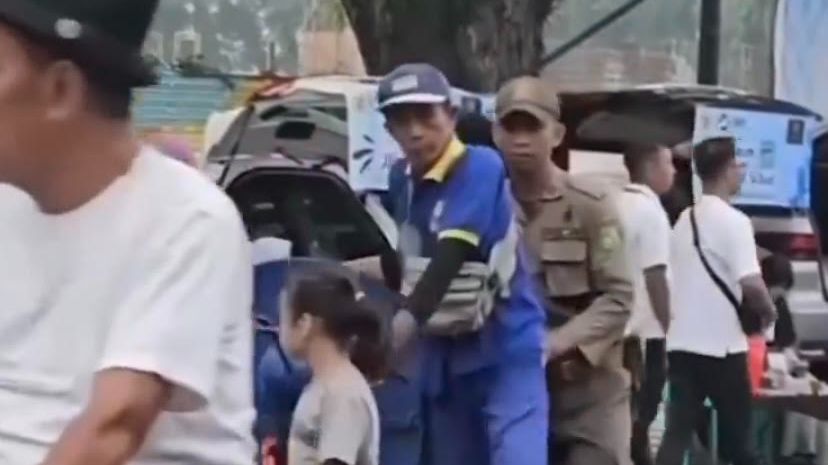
[692,106,817,209]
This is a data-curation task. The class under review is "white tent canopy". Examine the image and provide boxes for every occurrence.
[774,0,828,120]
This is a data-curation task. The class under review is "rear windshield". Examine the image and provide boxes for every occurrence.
[228,170,389,261]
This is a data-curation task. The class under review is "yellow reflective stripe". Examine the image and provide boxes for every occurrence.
[439,229,480,247]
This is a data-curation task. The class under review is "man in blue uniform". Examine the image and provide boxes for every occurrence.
[379,63,548,465]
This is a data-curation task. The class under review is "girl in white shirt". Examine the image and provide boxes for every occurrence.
[279,267,384,465]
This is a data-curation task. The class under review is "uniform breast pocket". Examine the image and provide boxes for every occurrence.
[541,239,591,297]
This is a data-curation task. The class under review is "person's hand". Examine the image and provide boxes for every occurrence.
[543,330,567,365]
[391,309,419,356]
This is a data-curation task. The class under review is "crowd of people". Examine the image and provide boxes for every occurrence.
[0,1,793,465]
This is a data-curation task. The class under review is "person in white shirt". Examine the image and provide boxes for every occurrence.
[0,2,255,465]
[618,144,675,465]
[655,137,776,465]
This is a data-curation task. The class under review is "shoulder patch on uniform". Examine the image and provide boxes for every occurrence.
[599,225,622,252]
[566,175,608,201]
[594,224,622,265]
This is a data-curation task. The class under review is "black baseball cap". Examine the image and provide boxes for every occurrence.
[377,63,452,111]
[0,0,160,87]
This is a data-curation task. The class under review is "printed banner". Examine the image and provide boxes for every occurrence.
[692,106,817,209]
[344,86,403,191]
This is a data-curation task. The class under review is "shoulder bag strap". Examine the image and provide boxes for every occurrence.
[689,207,741,311]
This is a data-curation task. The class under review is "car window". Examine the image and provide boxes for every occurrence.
[228,170,390,261]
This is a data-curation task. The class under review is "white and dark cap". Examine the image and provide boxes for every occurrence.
[377,63,452,111]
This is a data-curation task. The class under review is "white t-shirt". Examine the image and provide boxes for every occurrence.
[667,195,762,358]
[618,184,672,340]
[0,148,256,465]
[0,185,42,315]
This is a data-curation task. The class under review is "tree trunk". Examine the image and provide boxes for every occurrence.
[342,0,563,92]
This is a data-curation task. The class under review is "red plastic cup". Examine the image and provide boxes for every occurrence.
[748,336,768,395]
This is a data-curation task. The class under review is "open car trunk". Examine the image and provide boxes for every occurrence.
[558,86,821,222]
[225,165,401,290]
[228,167,389,260]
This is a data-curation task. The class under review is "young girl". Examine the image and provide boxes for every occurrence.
[280,267,385,465]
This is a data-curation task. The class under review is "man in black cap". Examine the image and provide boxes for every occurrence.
[0,2,255,465]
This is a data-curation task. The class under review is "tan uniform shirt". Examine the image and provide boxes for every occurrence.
[521,174,634,463]
[522,174,633,367]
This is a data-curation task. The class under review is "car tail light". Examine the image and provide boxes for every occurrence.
[755,232,820,261]
[787,233,819,260]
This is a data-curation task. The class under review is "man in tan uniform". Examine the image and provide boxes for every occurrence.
[493,76,634,465]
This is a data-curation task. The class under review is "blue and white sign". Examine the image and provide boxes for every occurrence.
[345,86,403,191]
[692,106,818,210]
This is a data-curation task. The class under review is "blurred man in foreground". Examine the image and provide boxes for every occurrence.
[0,1,255,464]
[493,76,634,465]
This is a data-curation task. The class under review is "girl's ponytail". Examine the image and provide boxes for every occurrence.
[287,265,389,381]
[346,295,388,382]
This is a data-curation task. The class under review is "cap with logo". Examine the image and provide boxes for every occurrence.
[496,76,561,125]
[378,63,452,111]
[0,0,161,87]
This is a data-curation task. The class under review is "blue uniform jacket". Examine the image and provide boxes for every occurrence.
[385,139,545,396]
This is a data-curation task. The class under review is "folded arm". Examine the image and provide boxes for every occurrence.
[41,370,171,465]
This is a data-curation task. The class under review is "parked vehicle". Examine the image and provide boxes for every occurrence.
[555,84,828,339]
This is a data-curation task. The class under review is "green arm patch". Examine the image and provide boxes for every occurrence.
[594,225,622,266]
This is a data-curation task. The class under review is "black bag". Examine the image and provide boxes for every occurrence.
[689,207,764,336]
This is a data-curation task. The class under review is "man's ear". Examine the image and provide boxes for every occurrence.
[551,121,567,148]
[41,60,85,122]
